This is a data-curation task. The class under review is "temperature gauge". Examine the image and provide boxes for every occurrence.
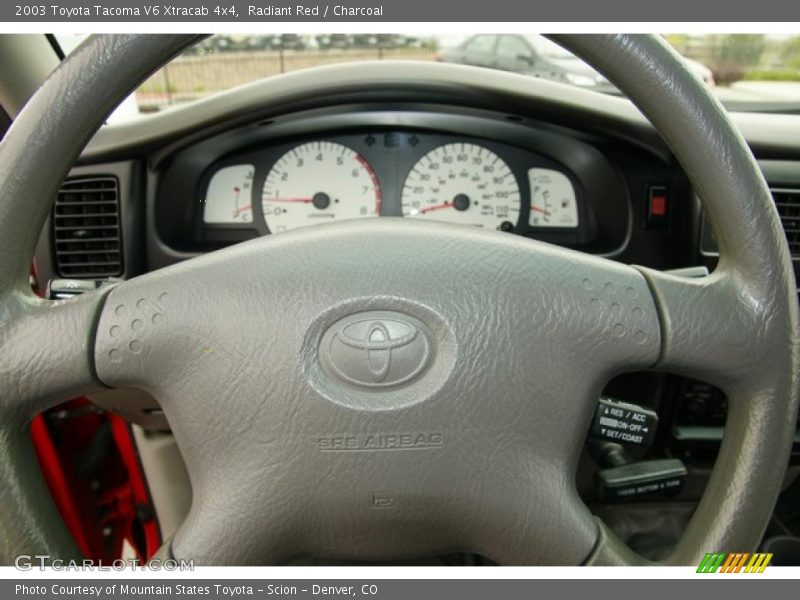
[528,168,579,228]
[203,164,255,224]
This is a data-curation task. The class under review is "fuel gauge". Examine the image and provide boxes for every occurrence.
[528,168,579,228]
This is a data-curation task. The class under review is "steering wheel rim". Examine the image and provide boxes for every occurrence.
[0,34,796,565]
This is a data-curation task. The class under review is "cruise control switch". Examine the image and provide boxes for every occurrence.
[589,397,658,449]
[596,458,687,501]
[46,278,118,300]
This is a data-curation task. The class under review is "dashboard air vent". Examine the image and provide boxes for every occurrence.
[773,188,800,258]
[53,176,123,278]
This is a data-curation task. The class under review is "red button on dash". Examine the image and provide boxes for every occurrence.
[650,195,667,216]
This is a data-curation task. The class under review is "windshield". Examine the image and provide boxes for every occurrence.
[55,33,800,121]
[527,36,578,59]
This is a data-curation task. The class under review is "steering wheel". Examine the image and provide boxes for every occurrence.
[0,34,797,566]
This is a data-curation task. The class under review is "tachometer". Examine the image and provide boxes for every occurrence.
[261,141,381,233]
[401,143,521,230]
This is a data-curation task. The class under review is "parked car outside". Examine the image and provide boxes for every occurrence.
[438,34,714,93]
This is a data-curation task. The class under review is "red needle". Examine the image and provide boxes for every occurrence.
[419,201,452,214]
[233,205,252,215]
[531,206,551,216]
[263,197,313,204]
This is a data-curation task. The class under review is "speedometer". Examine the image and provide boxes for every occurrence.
[261,141,381,233]
[401,143,521,230]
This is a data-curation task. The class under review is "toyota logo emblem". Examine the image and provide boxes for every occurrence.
[319,311,433,389]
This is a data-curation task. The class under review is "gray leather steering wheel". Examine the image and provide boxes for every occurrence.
[0,34,797,566]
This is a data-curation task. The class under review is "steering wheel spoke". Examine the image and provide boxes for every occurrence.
[0,290,108,421]
[639,267,781,391]
[0,288,110,561]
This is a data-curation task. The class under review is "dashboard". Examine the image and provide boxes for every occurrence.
[152,106,634,257]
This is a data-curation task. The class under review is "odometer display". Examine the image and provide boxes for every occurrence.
[401,143,521,230]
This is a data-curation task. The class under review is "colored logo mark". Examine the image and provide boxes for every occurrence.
[697,552,772,573]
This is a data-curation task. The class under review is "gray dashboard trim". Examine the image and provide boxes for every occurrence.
[759,160,800,185]
[81,61,659,160]
[80,61,800,163]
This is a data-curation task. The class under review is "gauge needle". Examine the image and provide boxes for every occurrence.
[233,186,241,213]
[419,201,452,214]
[263,197,314,204]
[232,205,252,215]
[531,206,551,216]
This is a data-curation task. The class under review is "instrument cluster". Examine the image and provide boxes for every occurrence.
[196,131,587,240]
